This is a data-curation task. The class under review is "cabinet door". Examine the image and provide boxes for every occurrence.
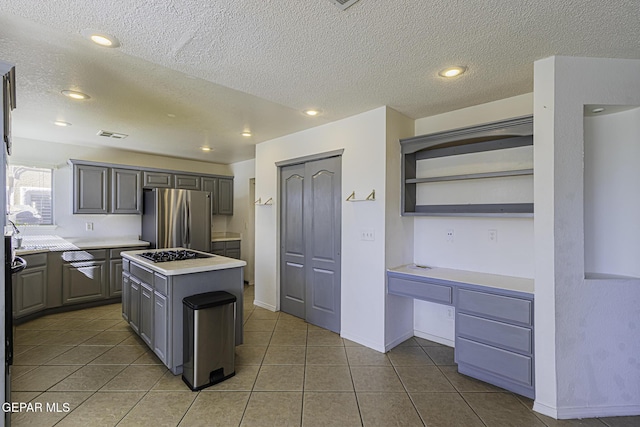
[140,282,154,346]
[14,265,47,317]
[129,278,140,333]
[110,259,123,297]
[225,248,241,259]
[174,174,201,190]
[122,273,130,322]
[201,177,218,215]
[153,291,168,364]
[74,164,109,214]
[111,168,142,214]
[143,171,173,188]
[61,261,107,304]
[218,178,234,215]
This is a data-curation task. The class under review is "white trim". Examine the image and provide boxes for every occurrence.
[341,330,385,353]
[532,401,558,419]
[253,299,276,312]
[384,330,414,352]
[414,330,454,347]
[534,401,640,419]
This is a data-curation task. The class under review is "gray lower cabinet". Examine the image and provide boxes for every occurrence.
[61,250,108,305]
[73,164,109,214]
[122,272,130,322]
[109,259,123,297]
[153,291,169,364]
[111,168,142,214]
[140,281,154,346]
[455,287,535,399]
[13,253,48,318]
[143,171,173,188]
[211,240,241,259]
[129,277,141,334]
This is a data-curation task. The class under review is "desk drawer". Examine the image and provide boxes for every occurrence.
[457,313,532,354]
[457,337,533,387]
[388,276,452,305]
[458,288,532,326]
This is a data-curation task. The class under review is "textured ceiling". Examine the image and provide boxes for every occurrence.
[1,0,639,164]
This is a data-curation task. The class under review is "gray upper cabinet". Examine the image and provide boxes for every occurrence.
[111,169,142,214]
[174,174,201,190]
[217,178,234,215]
[73,164,109,214]
[201,177,219,214]
[143,171,173,188]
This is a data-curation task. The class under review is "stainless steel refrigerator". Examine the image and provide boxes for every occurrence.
[142,188,211,252]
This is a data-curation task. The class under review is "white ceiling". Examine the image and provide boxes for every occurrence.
[1,1,639,164]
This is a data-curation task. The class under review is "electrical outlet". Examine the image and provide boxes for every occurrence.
[85,222,94,231]
[446,229,454,242]
[361,229,375,241]
[488,229,498,242]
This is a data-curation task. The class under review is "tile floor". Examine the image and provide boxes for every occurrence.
[9,285,640,426]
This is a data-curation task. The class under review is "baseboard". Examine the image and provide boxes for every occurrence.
[533,401,640,419]
[385,330,415,352]
[414,330,455,347]
[253,300,276,312]
[340,330,386,353]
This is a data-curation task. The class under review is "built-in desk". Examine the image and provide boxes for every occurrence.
[387,265,535,399]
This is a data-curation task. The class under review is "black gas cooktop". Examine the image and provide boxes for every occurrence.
[138,250,212,263]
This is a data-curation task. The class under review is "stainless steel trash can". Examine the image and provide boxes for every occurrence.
[182,291,237,391]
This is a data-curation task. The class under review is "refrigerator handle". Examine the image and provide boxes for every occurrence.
[184,199,191,247]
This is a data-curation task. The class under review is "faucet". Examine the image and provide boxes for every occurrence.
[7,219,20,235]
[7,220,22,248]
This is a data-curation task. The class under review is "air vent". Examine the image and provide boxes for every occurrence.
[97,130,128,139]
[327,0,360,11]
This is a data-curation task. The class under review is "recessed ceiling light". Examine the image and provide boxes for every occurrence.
[201,147,213,152]
[241,131,252,137]
[592,107,605,114]
[304,109,320,116]
[61,90,90,100]
[81,30,120,48]
[54,121,71,127]
[167,113,176,118]
[438,66,467,78]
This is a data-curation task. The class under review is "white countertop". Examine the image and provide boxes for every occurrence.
[122,247,246,276]
[211,232,242,242]
[388,264,534,294]
[15,235,149,255]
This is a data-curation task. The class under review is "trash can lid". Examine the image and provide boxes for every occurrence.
[183,291,237,310]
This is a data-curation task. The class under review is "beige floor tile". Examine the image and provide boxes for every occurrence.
[10,391,41,402]
[88,345,147,364]
[537,413,607,426]
[357,392,423,427]
[10,391,92,427]
[254,364,305,391]
[243,318,276,332]
[131,349,164,365]
[13,345,72,365]
[270,329,308,346]
[600,416,640,427]
[387,346,434,366]
[101,364,167,391]
[45,345,110,365]
[343,339,366,347]
[118,391,196,427]
[240,391,302,427]
[105,320,132,330]
[411,392,485,426]
[41,330,100,346]
[55,391,146,427]
[305,365,354,391]
[98,311,127,321]
[72,318,121,331]
[81,331,133,346]
[439,365,506,392]
[345,346,391,366]
[275,318,308,331]
[396,337,420,347]
[14,329,65,346]
[303,392,362,427]
[50,365,126,391]
[249,308,280,320]
[307,329,343,346]
[152,370,192,391]
[118,334,147,346]
[11,365,37,380]
[262,345,306,365]
[242,331,273,346]
[12,365,80,392]
[396,366,456,392]
[235,345,267,365]
[350,366,405,392]
[306,346,347,365]
[415,337,447,347]
[423,345,456,365]
[179,391,250,427]
[463,392,546,427]
[15,317,63,330]
[12,344,36,357]
[203,365,259,391]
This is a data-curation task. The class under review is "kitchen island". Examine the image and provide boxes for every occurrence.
[121,248,245,375]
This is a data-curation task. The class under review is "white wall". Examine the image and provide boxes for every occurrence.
[534,56,640,419]
[11,137,232,238]
[411,94,535,343]
[228,158,256,282]
[254,107,391,351]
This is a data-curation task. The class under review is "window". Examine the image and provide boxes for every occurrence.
[6,165,53,225]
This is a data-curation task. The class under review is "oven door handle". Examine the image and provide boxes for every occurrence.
[11,256,27,274]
